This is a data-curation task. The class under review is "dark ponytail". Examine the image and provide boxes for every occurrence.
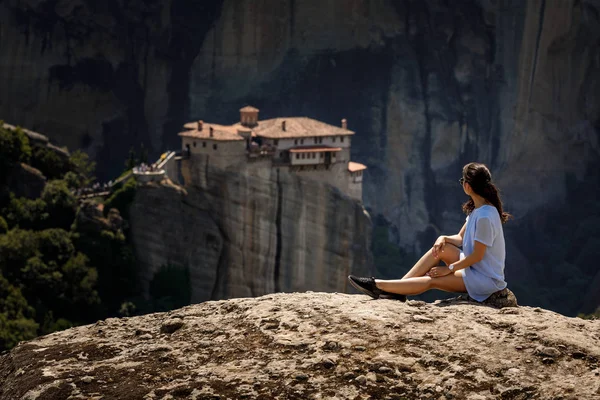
[461,162,512,224]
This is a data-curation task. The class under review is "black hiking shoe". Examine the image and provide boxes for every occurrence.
[379,291,407,302]
[348,275,382,299]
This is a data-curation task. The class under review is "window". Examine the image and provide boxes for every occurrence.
[321,152,324,158]
[296,154,299,159]
[213,144,218,150]
[193,141,197,147]
[333,153,336,158]
[312,153,316,159]
[279,152,283,158]
[274,140,279,145]
[333,137,336,143]
[203,142,206,148]
[341,137,344,142]
[319,138,323,144]
[314,138,317,144]
[300,139,304,144]
[295,139,298,145]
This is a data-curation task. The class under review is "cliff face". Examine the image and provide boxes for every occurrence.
[1,0,599,311]
[1,292,598,399]
[129,156,372,302]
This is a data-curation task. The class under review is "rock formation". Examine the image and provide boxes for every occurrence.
[128,155,372,303]
[0,292,598,399]
[1,0,599,313]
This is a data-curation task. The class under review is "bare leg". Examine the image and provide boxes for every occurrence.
[376,271,467,296]
[401,244,461,279]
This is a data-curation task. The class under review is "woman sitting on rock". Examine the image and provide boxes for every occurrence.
[349,162,511,302]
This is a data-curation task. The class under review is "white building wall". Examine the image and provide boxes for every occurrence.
[291,152,321,166]
[182,137,246,169]
[348,180,363,201]
[337,148,351,163]
[183,137,245,156]
[266,135,352,152]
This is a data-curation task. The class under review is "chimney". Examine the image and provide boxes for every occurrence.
[197,120,203,131]
[341,118,347,130]
[209,126,214,137]
[282,120,286,131]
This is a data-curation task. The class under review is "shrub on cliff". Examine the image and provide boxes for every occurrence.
[0,123,31,181]
[1,195,48,230]
[0,229,100,343]
[0,274,38,350]
[104,177,136,220]
[2,180,76,231]
[41,180,77,230]
[71,227,137,317]
[0,216,7,234]
[69,150,96,188]
[29,146,70,180]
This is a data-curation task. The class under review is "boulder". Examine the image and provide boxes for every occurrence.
[0,292,598,400]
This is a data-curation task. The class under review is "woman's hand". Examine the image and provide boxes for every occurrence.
[432,236,447,259]
[426,266,452,278]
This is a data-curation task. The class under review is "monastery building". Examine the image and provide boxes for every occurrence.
[178,106,367,200]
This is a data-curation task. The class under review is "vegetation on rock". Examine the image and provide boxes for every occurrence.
[0,123,180,352]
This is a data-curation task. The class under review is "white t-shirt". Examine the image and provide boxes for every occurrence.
[462,205,507,301]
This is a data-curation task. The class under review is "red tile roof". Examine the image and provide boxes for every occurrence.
[179,123,245,141]
[253,117,354,138]
[348,162,367,172]
[182,117,354,140]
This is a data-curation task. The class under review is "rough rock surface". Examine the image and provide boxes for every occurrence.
[0,292,598,399]
[129,157,372,303]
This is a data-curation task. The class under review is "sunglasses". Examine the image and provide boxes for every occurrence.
[459,178,465,185]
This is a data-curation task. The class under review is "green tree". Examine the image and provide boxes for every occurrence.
[63,171,80,189]
[2,195,48,230]
[0,273,38,351]
[0,314,39,351]
[0,229,38,282]
[0,216,7,234]
[0,229,99,332]
[69,150,96,187]
[41,180,77,229]
[71,227,136,317]
[29,146,70,180]
[0,123,31,181]
[103,178,136,220]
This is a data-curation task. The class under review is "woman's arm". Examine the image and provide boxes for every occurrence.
[428,240,487,277]
[450,240,486,271]
[432,222,466,259]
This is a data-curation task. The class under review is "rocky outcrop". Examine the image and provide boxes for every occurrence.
[129,156,372,303]
[6,163,46,199]
[0,292,598,399]
[128,180,224,304]
[75,200,123,234]
[1,0,599,312]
